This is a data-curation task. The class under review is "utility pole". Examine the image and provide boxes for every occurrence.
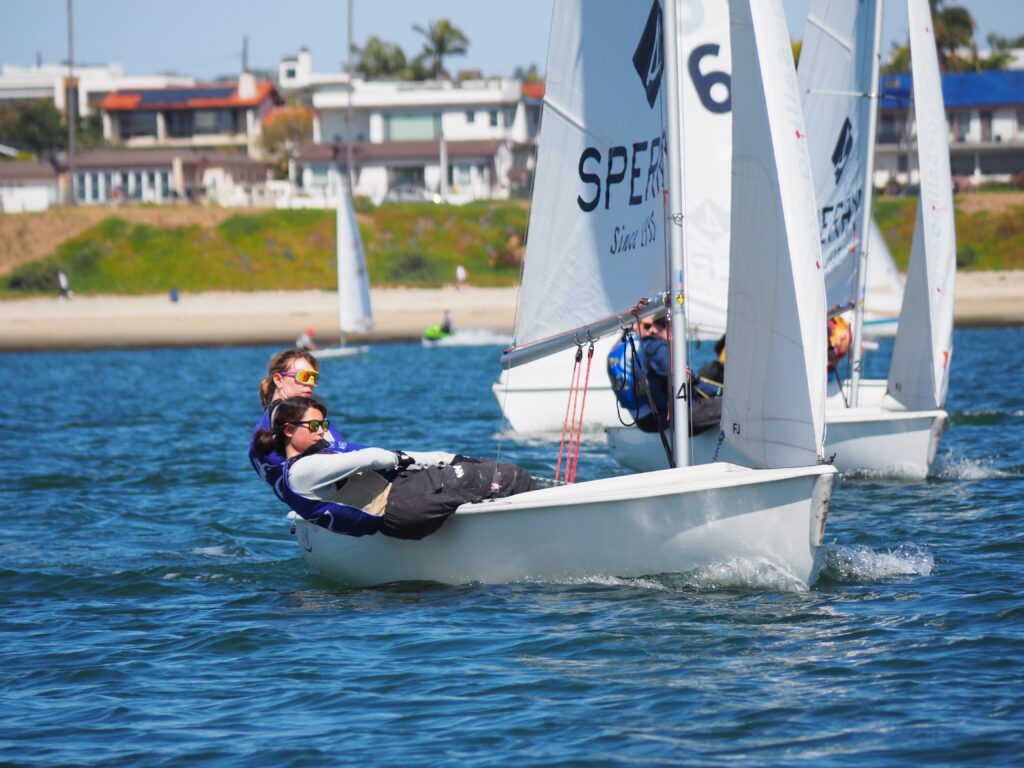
[66,0,76,206]
[345,0,355,192]
[243,34,249,72]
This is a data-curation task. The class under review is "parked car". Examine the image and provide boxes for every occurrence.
[383,184,442,204]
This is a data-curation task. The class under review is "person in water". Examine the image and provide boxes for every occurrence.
[249,348,363,502]
[252,396,535,540]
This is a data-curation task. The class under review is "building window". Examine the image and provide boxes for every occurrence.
[383,113,441,141]
[952,112,968,142]
[877,114,900,144]
[980,110,993,142]
[489,110,499,128]
[285,67,297,80]
[465,110,475,123]
[450,163,472,186]
[118,111,158,139]
[167,111,192,138]
[194,109,236,135]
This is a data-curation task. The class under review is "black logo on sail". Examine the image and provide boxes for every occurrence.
[831,117,854,183]
[633,0,664,109]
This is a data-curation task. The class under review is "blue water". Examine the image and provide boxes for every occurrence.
[3,328,1023,765]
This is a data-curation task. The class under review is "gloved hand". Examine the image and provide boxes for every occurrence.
[393,450,416,470]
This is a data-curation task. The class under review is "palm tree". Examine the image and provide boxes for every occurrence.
[930,0,976,71]
[354,36,408,80]
[883,1,977,73]
[412,19,469,80]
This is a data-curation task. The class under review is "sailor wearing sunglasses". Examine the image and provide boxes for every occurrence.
[249,348,364,503]
[252,396,535,540]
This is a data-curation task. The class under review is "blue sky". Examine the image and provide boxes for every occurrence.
[3,1,1022,81]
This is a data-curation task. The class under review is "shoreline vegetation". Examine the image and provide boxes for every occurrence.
[1,194,1022,350]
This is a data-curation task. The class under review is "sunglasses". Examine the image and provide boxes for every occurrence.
[290,418,330,432]
[280,369,319,386]
[641,320,667,331]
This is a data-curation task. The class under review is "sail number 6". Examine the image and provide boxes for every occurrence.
[688,44,731,114]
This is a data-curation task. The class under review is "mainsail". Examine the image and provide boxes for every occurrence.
[722,0,828,469]
[337,184,373,336]
[886,0,956,410]
[797,0,881,314]
[510,0,667,351]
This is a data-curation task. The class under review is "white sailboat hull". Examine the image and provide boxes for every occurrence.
[493,378,622,434]
[290,462,836,589]
[607,403,947,479]
[315,345,369,360]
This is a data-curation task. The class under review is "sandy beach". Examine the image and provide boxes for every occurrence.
[1,272,1021,351]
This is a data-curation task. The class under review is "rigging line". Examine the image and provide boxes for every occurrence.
[555,346,583,485]
[568,341,595,484]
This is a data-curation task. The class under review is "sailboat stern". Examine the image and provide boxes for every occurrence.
[809,470,833,549]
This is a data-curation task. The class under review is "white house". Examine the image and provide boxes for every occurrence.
[875,70,1024,188]
[0,160,59,212]
[282,49,542,203]
[0,62,194,119]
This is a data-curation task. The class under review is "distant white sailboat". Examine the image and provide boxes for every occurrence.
[291,0,836,589]
[316,182,373,359]
[863,219,905,338]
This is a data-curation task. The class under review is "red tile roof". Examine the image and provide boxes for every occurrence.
[101,81,280,112]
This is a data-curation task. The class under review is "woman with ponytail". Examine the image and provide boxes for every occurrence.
[253,396,535,540]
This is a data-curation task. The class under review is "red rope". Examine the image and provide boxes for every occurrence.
[555,346,583,484]
[568,343,595,483]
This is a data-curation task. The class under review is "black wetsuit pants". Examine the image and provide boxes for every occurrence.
[380,460,535,540]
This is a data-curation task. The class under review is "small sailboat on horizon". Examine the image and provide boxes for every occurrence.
[315,180,373,359]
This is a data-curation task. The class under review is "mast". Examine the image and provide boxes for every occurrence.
[345,0,355,192]
[66,0,76,207]
[850,0,883,407]
[662,0,689,467]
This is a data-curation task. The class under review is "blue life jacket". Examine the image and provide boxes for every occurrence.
[607,337,644,413]
[248,407,365,503]
[278,449,384,537]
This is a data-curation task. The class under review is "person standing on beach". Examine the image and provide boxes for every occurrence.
[455,264,467,291]
[57,270,71,301]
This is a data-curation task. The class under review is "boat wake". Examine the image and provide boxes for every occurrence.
[932,452,1010,480]
[519,559,815,593]
[422,329,512,347]
[821,542,934,582]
